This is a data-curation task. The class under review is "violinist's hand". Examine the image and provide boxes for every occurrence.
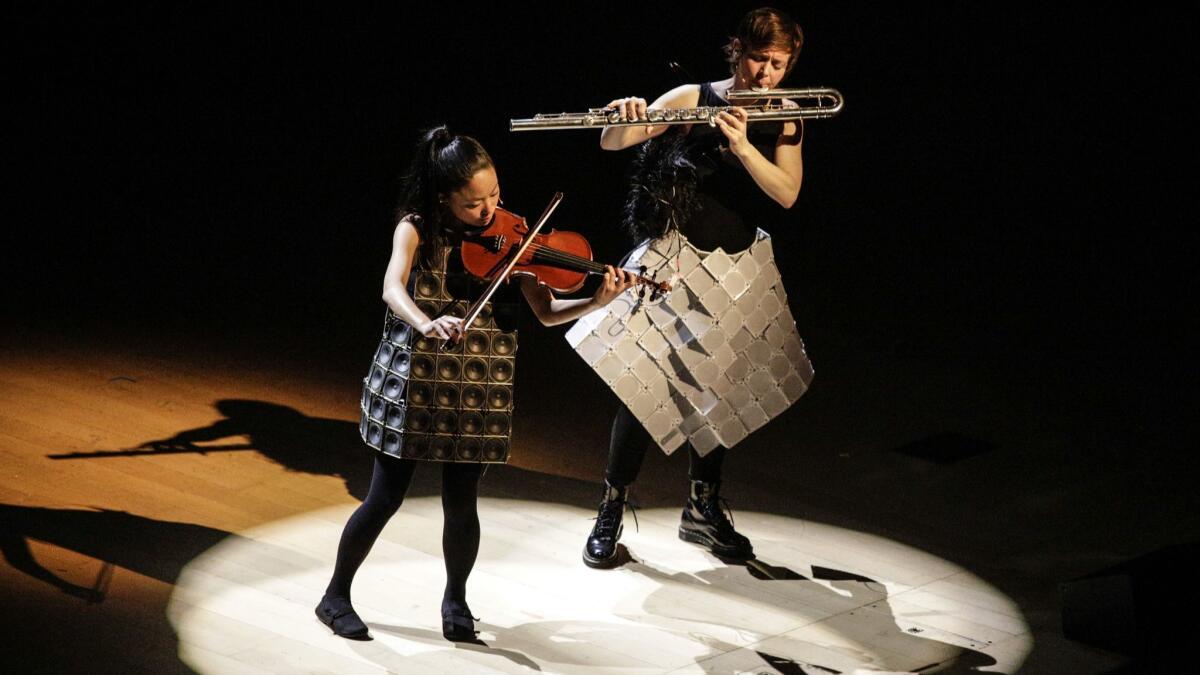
[605,96,649,122]
[714,107,752,159]
[418,316,463,341]
[592,266,638,308]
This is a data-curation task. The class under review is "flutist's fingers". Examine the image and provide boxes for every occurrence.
[606,97,648,121]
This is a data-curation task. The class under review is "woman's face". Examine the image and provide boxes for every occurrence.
[736,46,792,90]
[444,165,500,228]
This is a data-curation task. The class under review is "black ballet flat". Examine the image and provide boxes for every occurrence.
[315,595,371,640]
[441,601,479,642]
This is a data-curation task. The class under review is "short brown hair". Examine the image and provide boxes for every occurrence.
[723,7,804,76]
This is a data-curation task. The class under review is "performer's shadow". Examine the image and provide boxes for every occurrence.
[48,398,375,499]
[623,555,997,674]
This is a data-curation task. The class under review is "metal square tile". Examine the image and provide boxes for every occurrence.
[644,407,674,439]
[575,335,609,366]
[707,399,734,425]
[760,290,783,320]
[700,285,732,314]
[690,425,721,455]
[722,270,749,300]
[737,402,770,432]
[701,250,734,279]
[679,410,707,435]
[781,372,810,403]
[760,388,791,417]
[697,325,727,353]
[658,429,687,455]
[744,308,769,336]
[717,417,749,447]
[638,329,671,359]
[726,354,752,383]
[713,342,736,371]
[662,321,695,350]
[613,338,643,366]
[646,374,672,403]
[594,352,625,385]
[595,315,627,347]
[675,246,703,277]
[765,323,786,350]
[693,359,720,388]
[729,327,754,353]
[769,352,792,380]
[681,308,716,340]
[748,368,776,397]
[747,340,773,367]
[622,308,653,338]
[614,373,642,400]
[725,382,753,412]
[628,388,660,420]
[734,252,760,283]
[684,264,716,296]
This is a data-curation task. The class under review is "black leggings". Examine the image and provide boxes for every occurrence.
[605,405,725,487]
[325,454,485,605]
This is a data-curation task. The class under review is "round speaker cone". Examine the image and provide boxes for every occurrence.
[462,385,485,409]
[434,410,457,433]
[487,386,511,409]
[408,382,432,406]
[382,432,401,454]
[431,436,455,460]
[435,384,459,407]
[458,438,481,460]
[385,405,404,429]
[383,376,403,399]
[370,398,386,421]
[446,302,466,319]
[466,332,488,354]
[437,356,461,380]
[460,411,484,435]
[484,412,510,435]
[464,358,487,382]
[405,433,430,459]
[368,366,386,390]
[391,351,411,375]
[416,273,440,298]
[388,322,411,343]
[413,335,437,352]
[367,423,383,445]
[489,359,514,383]
[409,409,432,432]
[375,342,394,366]
[491,333,516,356]
[411,355,434,379]
[483,439,506,461]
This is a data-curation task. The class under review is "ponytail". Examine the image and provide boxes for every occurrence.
[395,125,493,270]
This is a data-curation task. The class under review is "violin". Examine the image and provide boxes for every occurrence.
[459,206,671,296]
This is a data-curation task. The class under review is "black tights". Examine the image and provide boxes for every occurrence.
[325,454,484,605]
[605,405,725,487]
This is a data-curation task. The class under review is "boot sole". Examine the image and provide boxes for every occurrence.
[582,546,621,569]
[678,526,753,560]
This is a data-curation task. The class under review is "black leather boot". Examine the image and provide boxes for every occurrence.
[678,480,754,560]
[583,482,628,568]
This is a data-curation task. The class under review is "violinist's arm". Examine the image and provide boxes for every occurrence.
[518,267,637,326]
[599,84,701,151]
[382,218,461,339]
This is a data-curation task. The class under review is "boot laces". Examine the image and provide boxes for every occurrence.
[592,499,638,536]
[699,496,737,533]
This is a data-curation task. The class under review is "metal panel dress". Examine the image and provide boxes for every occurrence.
[565,82,814,456]
[359,245,518,463]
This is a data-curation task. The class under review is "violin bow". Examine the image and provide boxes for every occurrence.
[456,192,564,336]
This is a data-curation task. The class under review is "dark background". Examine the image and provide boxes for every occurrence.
[3,4,1197,669]
[8,3,1195,454]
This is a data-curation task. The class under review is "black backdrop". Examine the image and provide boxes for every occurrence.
[6,4,1195,460]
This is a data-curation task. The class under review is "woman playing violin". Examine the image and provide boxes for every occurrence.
[579,7,816,568]
[316,125,635,641]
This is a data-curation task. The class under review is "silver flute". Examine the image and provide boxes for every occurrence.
[510,87,843,132]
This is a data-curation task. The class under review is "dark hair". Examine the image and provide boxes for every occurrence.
[623,132,700,242]
[723,7,804,76]
[394,125,494,269]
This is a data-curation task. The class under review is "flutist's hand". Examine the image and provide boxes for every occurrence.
[714,107,752,158]
[605,96,649,122]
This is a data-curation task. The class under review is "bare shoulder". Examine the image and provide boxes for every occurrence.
[653,84,702,109]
